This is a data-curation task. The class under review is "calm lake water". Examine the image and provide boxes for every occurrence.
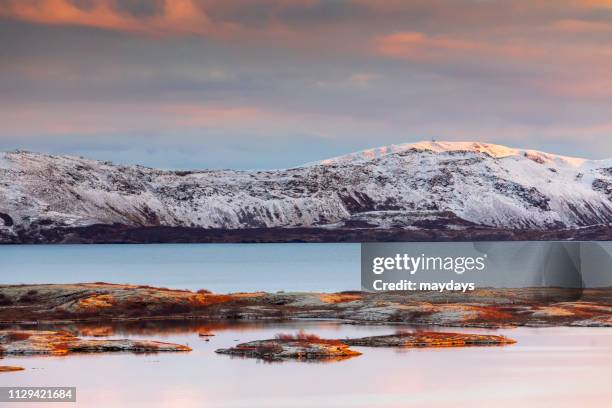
[1,244,611,406]
[0,244,360,293]
[1,321,611,408]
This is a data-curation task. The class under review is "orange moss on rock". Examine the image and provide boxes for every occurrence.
[79,326,114,337]
[319,293,363,304]
[76,294,115,311]
[191,293,236,306]
[230,292,265,298]
[275,331,344,346]
[469,305,515,321]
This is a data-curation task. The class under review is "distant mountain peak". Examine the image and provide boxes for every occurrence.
[317,140,594,168]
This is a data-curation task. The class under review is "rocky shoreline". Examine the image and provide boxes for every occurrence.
[0,283,610,328]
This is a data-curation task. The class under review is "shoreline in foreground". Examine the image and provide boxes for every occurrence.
[1,283,610,328]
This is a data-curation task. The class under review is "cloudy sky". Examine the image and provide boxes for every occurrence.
[1,0,612,169]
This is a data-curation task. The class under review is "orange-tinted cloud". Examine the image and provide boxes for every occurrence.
[376,32,479,61]
[374,31,542,62]
[576,0,612,6]
[545,19,612,34]
[1,0,135,31]
[373,26,612,101]
[0,0,239,37]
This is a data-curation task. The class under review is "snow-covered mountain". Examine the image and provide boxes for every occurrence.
[2,141,612,243]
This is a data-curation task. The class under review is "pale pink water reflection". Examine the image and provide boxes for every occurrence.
[2,321,611,408]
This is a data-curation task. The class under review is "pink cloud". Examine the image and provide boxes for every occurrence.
[0,100,388,140]
[0,0,240,38]
[374,31,542,62]
[373,27,612,102]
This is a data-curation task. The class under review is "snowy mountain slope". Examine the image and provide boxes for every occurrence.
[2,141,612,243]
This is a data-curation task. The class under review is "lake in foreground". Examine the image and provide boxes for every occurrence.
[2,243,610,407]
[1,321,611,408]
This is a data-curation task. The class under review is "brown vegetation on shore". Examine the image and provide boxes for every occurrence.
[275,330,344,346]
[0,284,610,328]
[319,293,363,304]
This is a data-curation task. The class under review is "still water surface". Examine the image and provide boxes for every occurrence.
[1,244,611,407]
[1,321,611,408]
[0,243,360,293]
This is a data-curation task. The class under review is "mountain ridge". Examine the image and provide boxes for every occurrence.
[2,141,612,243]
